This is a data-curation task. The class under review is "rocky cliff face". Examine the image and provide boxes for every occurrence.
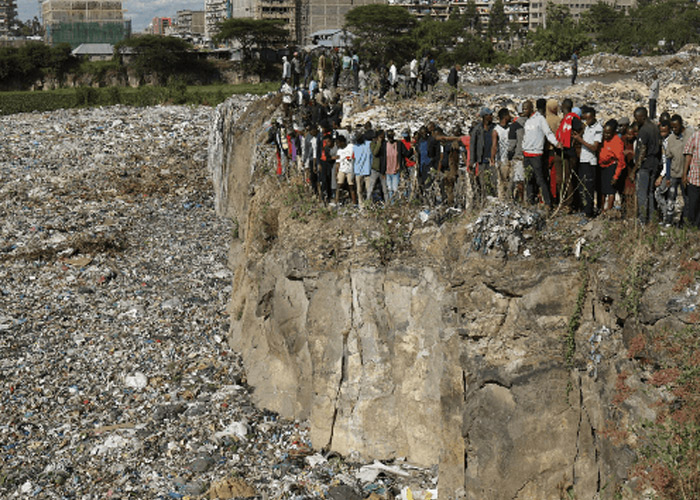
[209,97,687,499]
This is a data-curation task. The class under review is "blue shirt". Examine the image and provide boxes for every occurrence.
[353,141,372,176]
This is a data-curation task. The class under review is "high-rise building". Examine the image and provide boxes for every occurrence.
[527,0,635,29]
[176,10,206,36]
[205,0,232,39]
[0,0,17,37]
[225,0,383,46]
[390,0,636,35]
[41,0,131,47]
[302,0,382,43]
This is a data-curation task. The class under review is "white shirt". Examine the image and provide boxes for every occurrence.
[281,83,293,104]
[522,112,558,155]
[660,134,670,177]
[649,79,660,100]
[336,144,354,174]
[580,121,603,165]
[494,124,509,164]
[410,59,418,79]
[389,64,397,85]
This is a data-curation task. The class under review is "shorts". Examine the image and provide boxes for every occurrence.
[337,170,354,186]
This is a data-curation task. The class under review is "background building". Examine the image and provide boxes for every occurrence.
[226,0,382,46]
[390,0,636,33]
[301,0,381,44]
[42,0,130,47]
[176,10,206,37]
[205,0,232,39]
[0,0,17,38]
[528,0,635,29]
[149,16,172,35]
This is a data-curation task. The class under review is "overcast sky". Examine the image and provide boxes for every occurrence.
[18,1,205,32]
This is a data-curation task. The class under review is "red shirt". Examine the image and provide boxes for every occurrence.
[401,139,416,168]
[599,134,626,180]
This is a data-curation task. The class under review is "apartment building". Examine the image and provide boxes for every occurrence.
[205,0,232,38]
[528,0,635,29]
[391,0,635,32]
[41,0,130,47]
[149,17,172,35]
[0,0,17,37]
[176,10,206,36]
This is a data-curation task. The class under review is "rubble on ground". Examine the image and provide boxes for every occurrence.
[347,73,700,133]
[467,197,544,257]
[0,102,435,499]
[446,45,700,87]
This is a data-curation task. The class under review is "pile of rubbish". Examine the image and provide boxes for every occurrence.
[347,71,700,135]
[449,45,700,87]
[467,197,544,256]
[0,102,435,499]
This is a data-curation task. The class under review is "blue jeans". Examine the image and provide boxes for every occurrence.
[386,173,400,202]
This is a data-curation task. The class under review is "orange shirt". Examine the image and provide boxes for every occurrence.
[599,134,626,180]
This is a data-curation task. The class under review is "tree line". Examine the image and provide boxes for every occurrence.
[1,0,697,91]
[0,36,219,91]
[342,0,700,67]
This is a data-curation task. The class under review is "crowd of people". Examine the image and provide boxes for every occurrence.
[271,50,700,228]
[279,49,443,110]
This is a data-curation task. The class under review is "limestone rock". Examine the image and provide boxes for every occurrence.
[209,477,256,499]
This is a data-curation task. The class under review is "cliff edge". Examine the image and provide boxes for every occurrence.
[209,96,700,499]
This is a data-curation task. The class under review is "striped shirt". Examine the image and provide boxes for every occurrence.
[683,129,700,186]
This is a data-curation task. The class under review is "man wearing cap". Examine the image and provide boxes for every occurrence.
[522,98,561,210]
[470,107,496,197]
[617,116,630,138]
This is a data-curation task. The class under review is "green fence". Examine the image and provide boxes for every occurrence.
[47,21,131,48]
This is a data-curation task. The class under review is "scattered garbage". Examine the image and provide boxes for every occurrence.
[574,237,586,260]
[587,326,610,380]
[468,197,544,256]
[0,102,436,498]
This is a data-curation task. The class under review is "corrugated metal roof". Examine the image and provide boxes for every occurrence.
[72,43,114,55]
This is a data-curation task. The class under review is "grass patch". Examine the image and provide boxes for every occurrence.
[0,82,278,115]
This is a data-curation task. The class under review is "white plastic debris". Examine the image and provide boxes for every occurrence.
[124,372,148,390]
[213,421,249,442]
